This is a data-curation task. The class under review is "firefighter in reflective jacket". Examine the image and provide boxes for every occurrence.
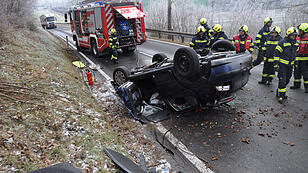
[190,26,210,50]
[258,26,282,85]
[274,27,299,103]
[232,25,254,53]
[109,28,119,64]
[210,24,228,47]
[252,17,273,67]
[200,18,212,37]
[290,23,308,93]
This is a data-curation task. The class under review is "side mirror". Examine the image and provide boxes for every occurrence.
[64,13,68,22]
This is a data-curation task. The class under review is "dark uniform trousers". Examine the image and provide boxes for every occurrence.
[293,55,308,88]
[278,64,293,97]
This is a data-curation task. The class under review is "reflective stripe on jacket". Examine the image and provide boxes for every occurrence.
[256,25,270,48]
[190,35,210,49]
[274,37,299,65]
[109,34,119,49]
[232,35,253,52]
[296,34,308,61]
[263,35,282,62]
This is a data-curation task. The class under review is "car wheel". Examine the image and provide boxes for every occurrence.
[152,53,167,63]
[173,47,201,81]
[211,39,235,52]
[113,66,130,86]
[121,46,136,54]
[91,40,99,58]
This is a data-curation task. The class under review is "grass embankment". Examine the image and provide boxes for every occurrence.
[0,26,124,172]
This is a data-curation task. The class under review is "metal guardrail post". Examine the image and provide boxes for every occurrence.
[181,36,184,43]
[158,32,161,39]
[66,36,68,45]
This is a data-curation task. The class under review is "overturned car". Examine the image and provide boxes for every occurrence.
[112,40,252,122]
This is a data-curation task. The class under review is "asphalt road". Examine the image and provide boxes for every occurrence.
[51,25,308,173]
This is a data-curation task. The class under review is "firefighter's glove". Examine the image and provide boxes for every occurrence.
[294,61,299,68]
[274,64,279,71]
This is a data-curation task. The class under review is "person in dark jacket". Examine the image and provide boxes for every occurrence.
[200,18,212,38]
[210,24,228,47]
[274,27,299,103]
[232,25,254,53]
[252,17,273,67]
[190,26,210,50]
[109,28,120,64]
[290,23,308,93]
[258,26,283,85]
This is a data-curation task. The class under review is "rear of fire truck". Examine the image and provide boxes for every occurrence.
[66,0,146,56]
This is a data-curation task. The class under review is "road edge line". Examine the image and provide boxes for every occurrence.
[156,123,214,173]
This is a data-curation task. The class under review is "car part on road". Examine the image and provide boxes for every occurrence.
[27,162,83,173]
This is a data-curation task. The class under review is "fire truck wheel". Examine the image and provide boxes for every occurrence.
[121,46,136,54]
[75,40,81,51]
[91,40,99,58]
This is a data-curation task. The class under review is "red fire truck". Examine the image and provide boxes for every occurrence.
[65,0,147,57]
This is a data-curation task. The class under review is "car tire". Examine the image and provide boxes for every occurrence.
[121,46,136,54]
[211,39,235,52]
[173,47,201,81]
[113,66,130,86]
[152,53,167,63]
[91,40,99,58]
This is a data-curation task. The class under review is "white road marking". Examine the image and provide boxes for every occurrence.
[53,31,213,173]
[156,123,214,173]
[148,38,189,48]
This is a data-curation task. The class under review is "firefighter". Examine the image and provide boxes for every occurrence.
[252,17,273,67]
[290,23,308,93]
[190,26,210,50]
[200,18,212,37]
[210,24,228,47]
[232,25,254,53]
[109,28,119,64]
[258,26,283,85]
[274,27,298,103]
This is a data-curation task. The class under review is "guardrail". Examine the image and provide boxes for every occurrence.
[146,28,194,43]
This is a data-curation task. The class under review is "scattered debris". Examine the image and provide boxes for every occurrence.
[283,142,296,147]
[211,155,219,161]
[258,132,265,136]
[274,112,280,117]
[241,137,250,144]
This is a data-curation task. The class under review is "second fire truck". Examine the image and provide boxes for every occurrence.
[65,0,147,57]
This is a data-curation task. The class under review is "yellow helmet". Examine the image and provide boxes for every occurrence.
[264,17,273,24]
[197,26,206,33]
[298,23,308,33]
[239,25,249,34]
[200,18,207,25]
[212,24,222,32]
[110,28,116,34]
[286,27,297,37]
[271,26,281,35]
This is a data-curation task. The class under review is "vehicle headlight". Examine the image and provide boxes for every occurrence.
[216,85,230,92]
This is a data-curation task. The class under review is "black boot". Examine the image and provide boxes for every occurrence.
[290,85,300,89]
[258,80,266,84]
[305,88,308,93]
[266,80,272,85]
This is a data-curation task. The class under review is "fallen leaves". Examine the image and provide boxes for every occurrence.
[241,137,250,144]
[211,155,219,161]
[258,132,265,136]
[283,142,296,147]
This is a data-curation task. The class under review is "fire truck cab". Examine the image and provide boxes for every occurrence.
[65,0,146,57]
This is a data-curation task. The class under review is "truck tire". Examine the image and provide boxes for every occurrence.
[152,53,167,63]
[211,39,235,52]
[91,40,99,58]
[121,46,136,54]
[75,40,81,51]
[113,66,130,86]
[173,47,201,81]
